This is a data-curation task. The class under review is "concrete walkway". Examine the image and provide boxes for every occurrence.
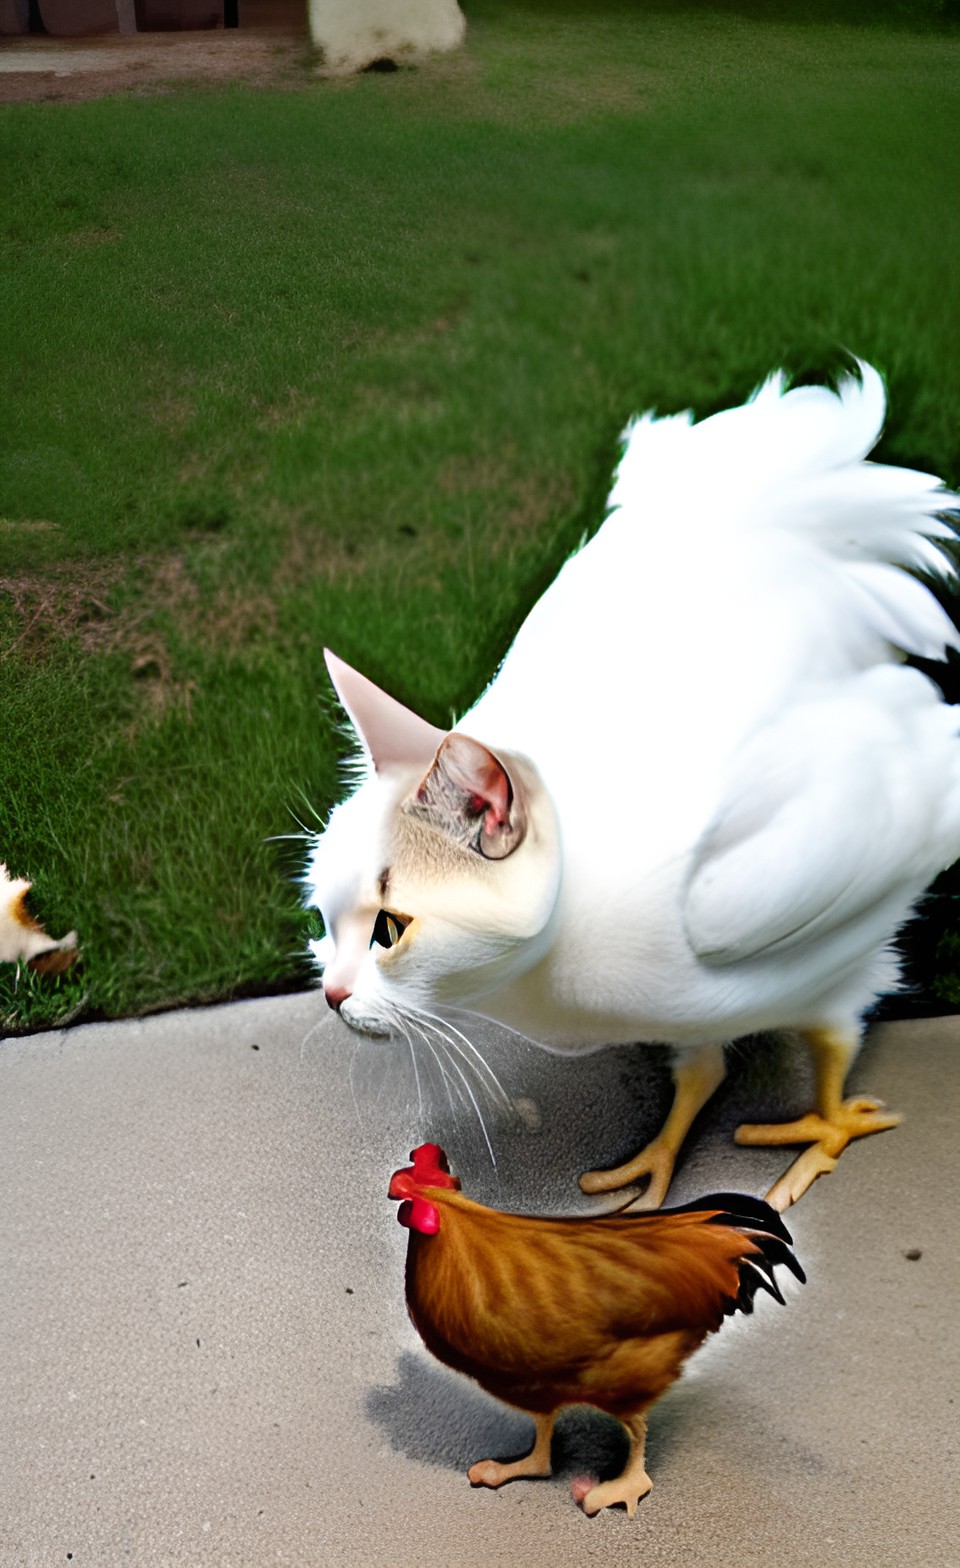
[0,23,309,102]
[2,997,956,1566]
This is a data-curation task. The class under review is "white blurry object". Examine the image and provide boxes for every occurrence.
[308,0,465,75]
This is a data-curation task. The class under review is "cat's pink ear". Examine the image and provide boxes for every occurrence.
[417,733,526,860]
[324,650,447,773]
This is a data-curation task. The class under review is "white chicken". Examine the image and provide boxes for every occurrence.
[311,361,960,1211]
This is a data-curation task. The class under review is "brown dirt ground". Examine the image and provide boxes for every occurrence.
[0,9,310,105]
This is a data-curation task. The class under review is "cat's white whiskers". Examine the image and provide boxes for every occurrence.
[410,1025,462,1116]
[299,1016,327,1063]
[447,1062,497,1167]
[289,788,327,834]
[409,1005,513,1116]
[392,1006,463,1123]
[404,1010,485,1092]
[394,1015,425,1121]
[346,1039,366,1131]
[404,1010,497,1166]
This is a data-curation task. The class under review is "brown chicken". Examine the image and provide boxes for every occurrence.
[389,1142,804,1516]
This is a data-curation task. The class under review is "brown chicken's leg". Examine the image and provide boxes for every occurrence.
[467,1411,555,1489]
[579,1044,726,1208]
[736,1026,902,1213]
[573,1411,653,1518]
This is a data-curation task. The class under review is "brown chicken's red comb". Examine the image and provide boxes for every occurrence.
[388,1145,462,1235]
[406,1143,462,1191]
[388,1143,461,1206]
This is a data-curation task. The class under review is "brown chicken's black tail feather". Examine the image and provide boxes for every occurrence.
[731,1238,804,1317]
[664,1190,795,1245]
[664,1191,806,1318]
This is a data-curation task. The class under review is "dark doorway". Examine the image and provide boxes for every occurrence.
[238,1,305,26]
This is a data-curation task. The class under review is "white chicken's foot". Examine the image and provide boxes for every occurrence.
[467,1411,555,1489]
[740,1100,902,1211]
[762,1142,839,1213]
[580,1044,725,1208]
[573,1412,652,1518]
[580,1136,676,1209]
[736,1027,901,1211]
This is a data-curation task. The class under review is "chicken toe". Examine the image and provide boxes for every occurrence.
[579,1135,677,1207]
[575,1413,652,1517]
[743,1100,902,1211]
[467,1412,554,1489]
[576,1473,653,1518]
[580,1044,725,1206]
[736,1028,901,1211]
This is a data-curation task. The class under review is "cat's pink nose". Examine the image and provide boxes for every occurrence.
[324,982,351,1012]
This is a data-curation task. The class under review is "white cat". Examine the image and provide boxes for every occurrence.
[306,362,960,1210]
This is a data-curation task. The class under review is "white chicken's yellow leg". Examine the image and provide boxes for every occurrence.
[736,1026,902,1212]
[467,1411,555,1489]
[580,1044,726,1208]
[574,1412,653,1517]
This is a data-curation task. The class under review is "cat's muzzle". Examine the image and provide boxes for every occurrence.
[336,997,393,1038]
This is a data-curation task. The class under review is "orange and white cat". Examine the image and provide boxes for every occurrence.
[306,363,960,1210]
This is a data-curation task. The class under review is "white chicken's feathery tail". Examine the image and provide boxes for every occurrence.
[608,361,959,663]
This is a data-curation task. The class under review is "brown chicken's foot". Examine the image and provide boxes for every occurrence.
[573,1413,652,1518]
[736,1099,903,1213]
[574,1471,653,1518]
[467,1412,554,1489]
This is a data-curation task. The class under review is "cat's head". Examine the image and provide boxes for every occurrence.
[306,651,561,1036]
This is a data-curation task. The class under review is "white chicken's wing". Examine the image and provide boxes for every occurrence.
[683,665,960,970]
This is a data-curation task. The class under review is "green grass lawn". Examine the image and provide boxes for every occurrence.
[2,0,959,1030]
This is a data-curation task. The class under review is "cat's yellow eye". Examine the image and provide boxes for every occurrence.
[371,909,411,950]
